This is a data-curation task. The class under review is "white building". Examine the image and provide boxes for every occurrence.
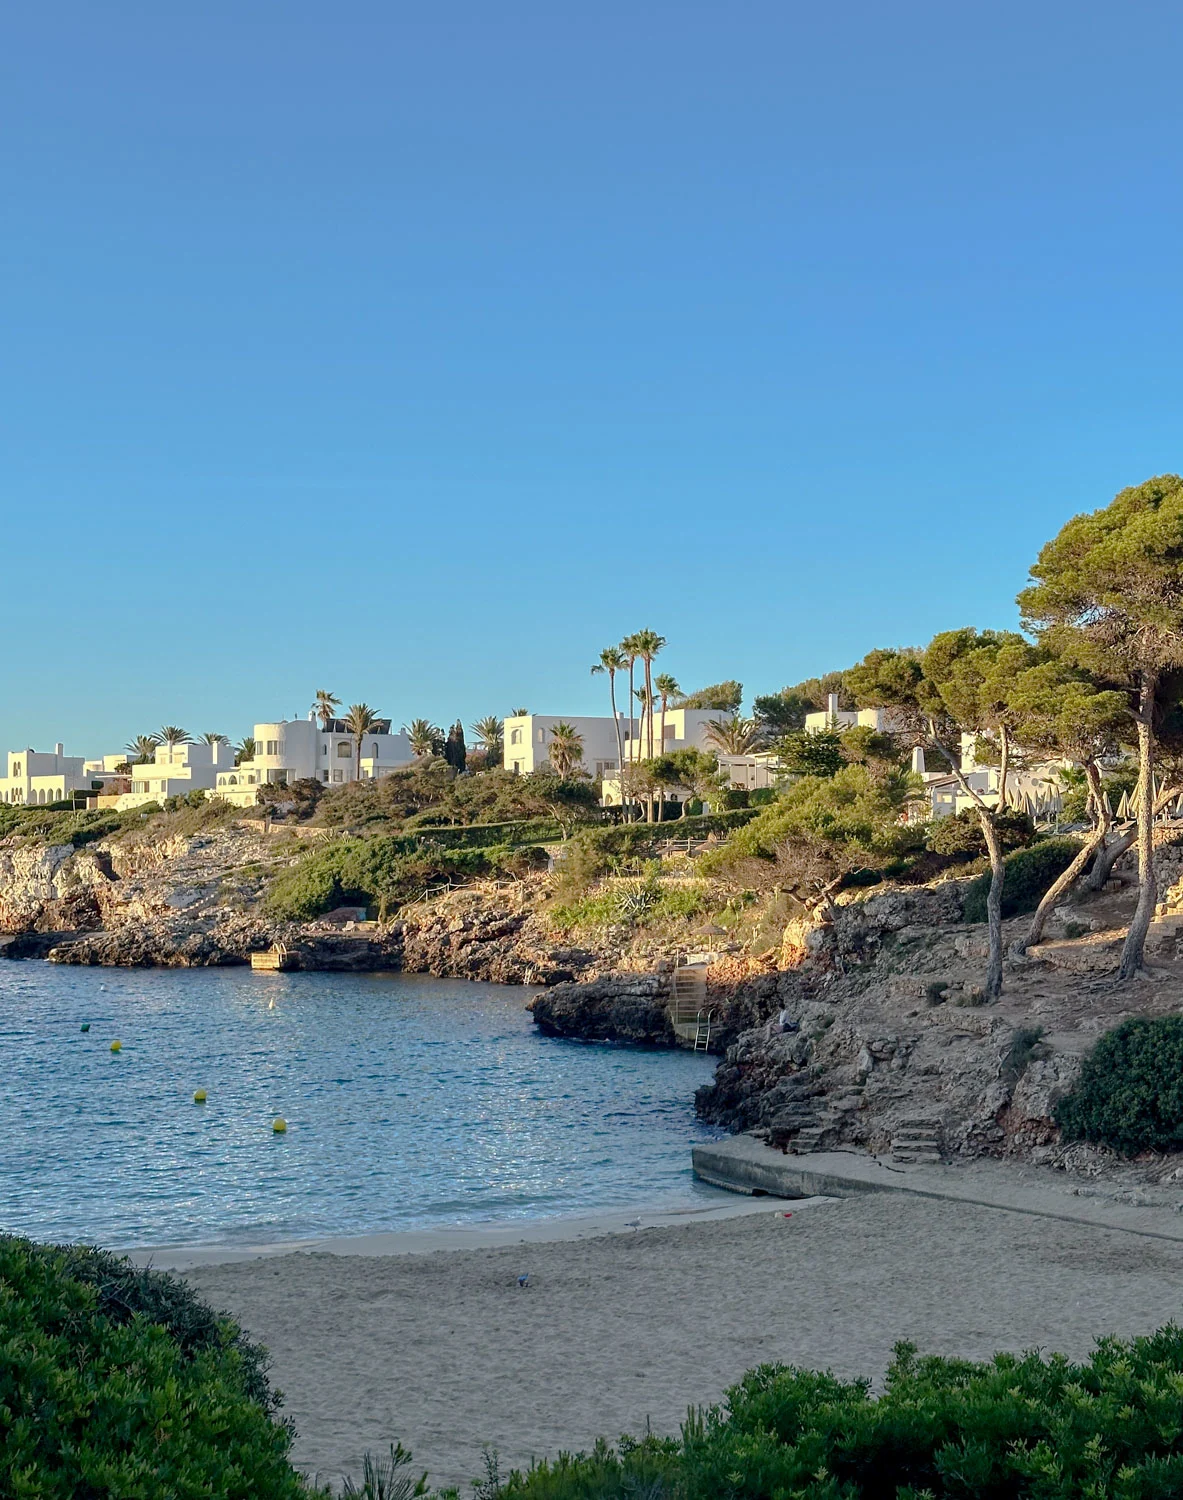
[0,744,111,805]
[215,716,417,806]
[117,740,237,809]
[626,706,724,761]
[503,714,626,779]
[803,692,901,735]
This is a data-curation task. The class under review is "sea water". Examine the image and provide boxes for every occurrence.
[0,963,723,1248]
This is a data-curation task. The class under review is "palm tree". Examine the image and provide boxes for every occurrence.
[510,707,529,717]
[157,726,192,748]
[652,673,681,823]
[591,647,628,784]
[403,717,443,759]
[653,672,680,760]
[547,723,585,777]
[200,732,228,745]
[235,736,257,767]
[704,715,762,755]
[470,715,504,762]
[125,734,160,764]
[343,703,381,780]
[312,689,341,729]
[620,634,641,764]
[632,629,666,757]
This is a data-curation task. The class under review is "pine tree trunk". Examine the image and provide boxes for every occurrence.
[981,811,1005,998]
[1120,675,1159,979]
[1086,826,1135,890]
[1013,760,1108,956]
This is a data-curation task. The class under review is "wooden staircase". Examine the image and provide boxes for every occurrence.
[668,963,714,1050]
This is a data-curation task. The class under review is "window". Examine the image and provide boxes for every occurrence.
[537,728,545,743]
[664,725,675,742]
[510,728,522,746]
[336,742,352,758]
[321,743,328,757]
[332,769,344,783]
[370,743,379,757]
[265,740,279,756]
[322,770,329,782]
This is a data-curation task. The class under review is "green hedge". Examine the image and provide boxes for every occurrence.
[0,1235,316,1499]
[400,817,563,849]
[1057,1016,1183,1155]
[962,835,1082,923]
[490,1329,1183,1498]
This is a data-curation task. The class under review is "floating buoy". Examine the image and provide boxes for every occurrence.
[272,1117,287,1133]
[193,1089,207,1104]
[80,1023,90,1033]
[110,1040,122,1053]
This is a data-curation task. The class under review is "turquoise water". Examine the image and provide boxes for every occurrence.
[0,964,722,1248]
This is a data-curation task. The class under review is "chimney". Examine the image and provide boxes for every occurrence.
[826,692,839,719]
[55,742,64,757]
[911,745,926,776]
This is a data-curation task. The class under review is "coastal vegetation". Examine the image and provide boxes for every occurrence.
[458,1328,1183,1498]
[0,1235,316,1499]
[1057,1016,1183,1155]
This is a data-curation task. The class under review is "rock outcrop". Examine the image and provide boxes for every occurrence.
[530,973,674,1045]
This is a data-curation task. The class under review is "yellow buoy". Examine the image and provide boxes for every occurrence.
[193,1089,207,1104]
[110,1040,122,1053]
[272,1117,287,1133]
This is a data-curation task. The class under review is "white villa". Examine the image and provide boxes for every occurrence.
[117,740,238,809]
[215,715,417,806]
[803,693,902,736]
[0,745,124,805]
[503,714,627,779]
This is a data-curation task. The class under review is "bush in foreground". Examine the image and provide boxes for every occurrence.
[0,1235,317,1499]
[1057,1015,1183,1155]
[489,1328,1183,1497]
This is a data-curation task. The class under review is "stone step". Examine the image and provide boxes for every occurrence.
[893,1128,939,1142]
[892,1150,942,1164]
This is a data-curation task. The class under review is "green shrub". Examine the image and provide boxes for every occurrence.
[0,1235,317,1499]
[1057,1016,1183,1155]
[925,807,1035,858]
[492,1329,1183,1498]
[962,835,1082,923]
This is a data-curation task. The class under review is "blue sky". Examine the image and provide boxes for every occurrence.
[3,3,1182,753]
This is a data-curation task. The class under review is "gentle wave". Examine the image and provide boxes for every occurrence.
[0,964,723,1247]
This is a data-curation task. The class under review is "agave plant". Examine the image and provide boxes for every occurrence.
[340,1442,429,1499]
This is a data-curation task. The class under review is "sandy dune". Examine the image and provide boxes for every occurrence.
[185,1194,1183,1491]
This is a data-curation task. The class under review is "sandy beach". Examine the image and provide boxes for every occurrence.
[182,1192,1183,1491]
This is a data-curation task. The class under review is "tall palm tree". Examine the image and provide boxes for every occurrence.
[620,634,642,764]
[591,647,628,782]
[312,689,341,729]
[200,732,228,745]
[235,736,257,767]
[704,715,761,755]
[652,673,681,823]
[632,629,666,757]
[547,722,584,778]
[653,672,680,760]
[470,715,504,762]
[344,703,381,780]
[403,717,443,758]
[125,734,160,764]
[157,726,192,748]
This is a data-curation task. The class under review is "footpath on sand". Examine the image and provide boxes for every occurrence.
[693,1135,1183,1243]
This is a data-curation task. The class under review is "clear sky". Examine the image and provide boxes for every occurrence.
[3,3,1182,754]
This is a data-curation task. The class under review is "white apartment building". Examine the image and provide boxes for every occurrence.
[215,716,417,806]
[503,714,626,779]
[626,707,724,762]
[0,744,111,805]
[117,740,237,809]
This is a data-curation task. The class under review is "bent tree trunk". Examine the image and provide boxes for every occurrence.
[1120,675,1158,980]
[1013,762,1110,956]
[980,811,1005,999]
[1086,825,1136,891]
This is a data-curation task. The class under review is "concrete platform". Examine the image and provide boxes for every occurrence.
[693,1134,1183,1242]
